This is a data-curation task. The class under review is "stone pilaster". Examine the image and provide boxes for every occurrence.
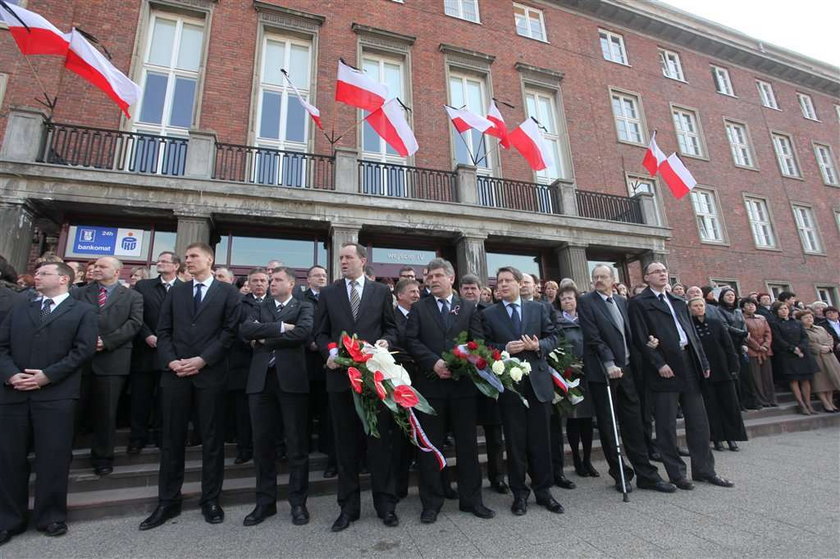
[455,233,487,285]
[555,242,589,289]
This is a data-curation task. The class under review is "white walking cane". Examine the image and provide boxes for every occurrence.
[605,375,630,502]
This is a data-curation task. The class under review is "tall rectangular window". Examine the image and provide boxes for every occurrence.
[444,0,480,22]
[711,66,734,96]
[817,286,838,306]
[756,80,778,109]
[514,3,546,41]
[771,133,801,178]
[672,107,704,157]
[627,175,662,226]
[448,71,492,172]
[813,144,839,186]
[525,89,565,182]
[659,49,684,81]
[725,120,755,168]
[599,29,628,65]
[792,205,822,253]
[745,197,777,249]
[690,188,724,243]
[610,91,643,144]
[797,93,818,120]
[361,54,406,162]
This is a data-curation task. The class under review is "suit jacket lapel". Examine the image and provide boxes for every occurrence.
[594,294,623,334]
[27,300,42,328]
[428,296,446,332]
[194,281,220,319]
[275,298,297,322]
[496,302,519,340]
[103,284,123,310]
[39,297,75,330]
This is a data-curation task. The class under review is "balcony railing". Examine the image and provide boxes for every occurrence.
[37,123,187,176]
[476,176,560,214]
[576,189,644,224]
[213,143,334,190]
[358,160,457,202]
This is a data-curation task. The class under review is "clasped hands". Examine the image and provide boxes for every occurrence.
[169,356,207,377]
[326,339,389,370]
[505,335,540,354]
[9,369,50,391]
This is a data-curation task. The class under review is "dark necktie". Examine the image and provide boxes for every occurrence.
[194,283,203,314]
[439,298,450,328]
[349,281,360,320]
[40,298,54,322]
[605,297,630,366]
[509,302,521,334]
[164,282,171,292]
[268,302,284,367]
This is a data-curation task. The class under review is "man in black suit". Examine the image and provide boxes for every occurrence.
[628,262,733,490]
[405,259,495,524]
[139,242,242,530]
[74,257,144,475]
[129,252,181,454]
[578,264,675,494]
[393,277,420,499]
[315,242,400,532]
[241,267,314,526]
[0,262,98,544]
[481,266,564,516]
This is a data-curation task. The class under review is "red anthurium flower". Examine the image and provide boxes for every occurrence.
[475,358,488,370]
[467,341,478,351]
[393,385,419,408]
[347,367,363,394]
[563,367,574,380]
[343,335,370,362]
[492,349,502,361]
[373,371,387,400]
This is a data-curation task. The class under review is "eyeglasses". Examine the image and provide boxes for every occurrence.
[34,271,59,277]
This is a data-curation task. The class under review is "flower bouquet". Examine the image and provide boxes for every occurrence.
[547,341,585,414]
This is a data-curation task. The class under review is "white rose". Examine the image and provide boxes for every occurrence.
[520,361,532,374]
[501,351,510,359]
[491,360,505,376]
[509,367,523,382]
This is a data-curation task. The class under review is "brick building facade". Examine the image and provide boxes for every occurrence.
[0,0,838,302]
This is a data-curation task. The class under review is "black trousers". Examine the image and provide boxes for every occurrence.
[129,368,161,446]
[589,372,663,485]
[499,380,553,501]
[250,371,309,508]
[0,399,76,530]
[417,395,482,512]
[90,375,127,468]
[228,388,252,456]
[701,380,748,442]
[483,424,505,483]
[329,390,397,517]
[308,378,334,463]
[157,378,226,506]
[549,411,565,476]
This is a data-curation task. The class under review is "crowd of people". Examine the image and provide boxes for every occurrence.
[1,247,839,546]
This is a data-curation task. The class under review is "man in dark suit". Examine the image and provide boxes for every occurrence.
[0,262,98,544]
[241,267,314,526]
[628,262,733,490]
[392,277,420,499]
[481,266,564,516]
[315,242,400,532]
[73,257,144,475]
[578,264,675,493]
[129,252,181,454]
[405,259,495,524]
[139,242,242,530]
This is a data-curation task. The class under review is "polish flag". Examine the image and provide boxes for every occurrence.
[0,3,69,56]
[508,117,549,171]
[284,71,323,130]
[659,153,697,199]
[444,105,493,134]
[64,29,142,118]
[364,99,418,157]
[335,59,387,112]
[642,131,666,176]
[486,100,510,149]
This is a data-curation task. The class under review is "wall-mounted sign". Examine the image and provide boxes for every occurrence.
[72,226,145,258]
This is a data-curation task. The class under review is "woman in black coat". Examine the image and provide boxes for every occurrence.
[770,302,819,414]
[717,288,761,410]
[688,297,747,451]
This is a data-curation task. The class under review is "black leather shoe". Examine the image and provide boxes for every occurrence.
[574,464,589,477]
[330,513,355,532]
[713,441,725,451]
[678,447,690,457]
[637,480,676,493]
[511,497,527,516]
[201,502,225,524]
[323,466,338,479]
[0,525,26,546]
[443,485,458,500]
[234,453,253,465]
[535,496,564,514]
[490,479,509,494]
[673,478,695,490]
[583,462,600,477]
[693,474,734,488]
[139,503,181,530]
[381,511,399,527]
[554,475,576,489]
[126,443,143,455]
[291,505,310,526]
[460,504,495,519]
[94,465,113,476]
[614,481,633,493]
[649,450,663,462]
[243,504,276,526]
[420,509,438,524]
[727,441,739,452]
[41,522,67,537]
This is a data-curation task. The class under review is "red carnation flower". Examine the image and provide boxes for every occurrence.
[467,341,479,351]
[492,349,502,361]
[475,358,488,370]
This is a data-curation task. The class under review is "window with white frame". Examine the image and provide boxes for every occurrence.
[797,93,818,120]
[514,3,546,41]
[836,210,840,234]
[659,49,684,81]
[792,205,822,253]
[725,120,755,168]
[756,80,778,109]
[444,0,480,22]
[745,197,777,248]
[814,144,839,186]
[711,66,734,96]
[525,89,566,182]
[599,29,628,65]
[690,188,724,243]
[672,107,704,157]
[771,133,801,178]
[448,71,492,172]
[627,175,662,226]
[0,73,7,110]
[610,90,644,144]
[767,283,791,300]
[836,105,840,123]
[816,286,838,306]
[710,278,741,295]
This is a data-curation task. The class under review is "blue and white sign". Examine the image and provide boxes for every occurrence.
[72,226,144,258]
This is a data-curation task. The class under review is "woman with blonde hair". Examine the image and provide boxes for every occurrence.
[799,309,840,413]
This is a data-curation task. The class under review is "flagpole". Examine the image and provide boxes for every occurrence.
[280,69,332,145]
[475,137,503,169]
[21,53,58,118]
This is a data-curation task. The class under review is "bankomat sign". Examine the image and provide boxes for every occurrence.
[73,226,144,258]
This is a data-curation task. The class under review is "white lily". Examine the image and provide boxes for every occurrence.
[364,344,412,386]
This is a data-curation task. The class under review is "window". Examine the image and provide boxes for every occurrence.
[797,93,818,120]
[766,283,791,300]
[0,73,7,110]
[671,107,704,158]
[771,133,801,178]
[836,105,840,123]
[816,286,838,306]
[599,29,628,65]
[444,0,480,22]
[448,71,492,172]
[711,279,741,296]
[836,210,840,234]
[744,197,777,249]
[725,120,756,168]
[689,188,725,243]
[792,205,823,254]
[813,144,839,186]
[525,89,566,182]
[514,3,546,41]
[711,66,734,96]
[659,49,684,81]
[610,90,644,144]
[756,80,778,109]
[627,175,662,226]
[215,234,327,270]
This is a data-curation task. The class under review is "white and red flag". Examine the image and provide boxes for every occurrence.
[642,131,666,176]
[335,59,387,112]
[486,100,510,149]
[364,98,418,157]
[64,29,141,118]
[659,153,697,199]
[282,70,322,130]
[508,117,549,171]
[444,105,493,134]
[0,3,69,56]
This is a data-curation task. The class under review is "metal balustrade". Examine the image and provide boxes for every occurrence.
[575,189,644,224]
[358,160,457,201]
[213,143,334,190]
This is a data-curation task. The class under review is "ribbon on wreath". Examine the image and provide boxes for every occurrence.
[455,344,505,392]
[407,409,446,470]
[550,366,584,405]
